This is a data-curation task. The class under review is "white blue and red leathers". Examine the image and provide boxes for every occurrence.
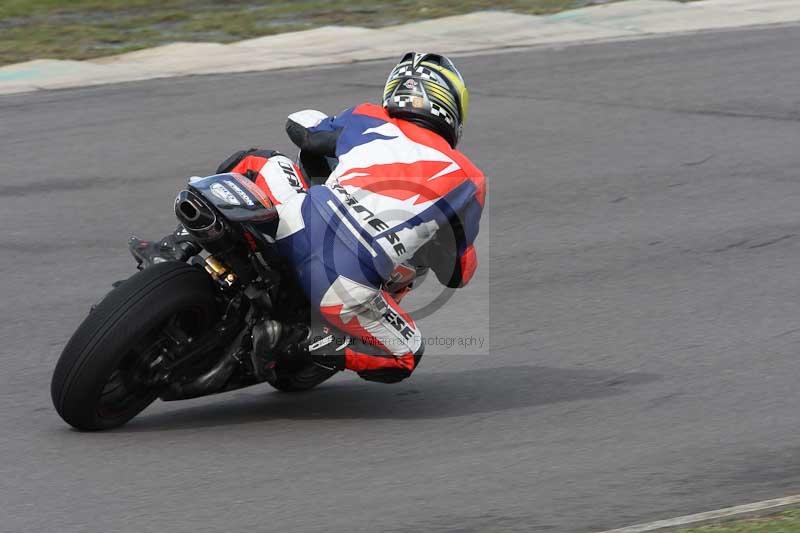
[222,103,486,383]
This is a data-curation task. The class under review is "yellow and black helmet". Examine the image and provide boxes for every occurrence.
[382,52,469,147]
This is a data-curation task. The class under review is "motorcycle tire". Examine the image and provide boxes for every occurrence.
[51,261,219,431]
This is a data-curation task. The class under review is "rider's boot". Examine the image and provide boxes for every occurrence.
[128,224,202,268]
[250,320,349,380]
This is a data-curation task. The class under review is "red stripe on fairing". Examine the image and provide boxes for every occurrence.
[345,349,416,372]
[459,245,478,287]
[254,175,281,206]
[230,155,268,176]
[340,160,467,205]
[228,173,274,209]
[229,155,282,206]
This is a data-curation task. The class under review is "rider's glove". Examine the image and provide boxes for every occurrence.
[286,109,338,157]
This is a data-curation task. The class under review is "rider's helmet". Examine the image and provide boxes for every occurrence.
[382,52,469,148]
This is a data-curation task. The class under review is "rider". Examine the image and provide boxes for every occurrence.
[134,52,486,384]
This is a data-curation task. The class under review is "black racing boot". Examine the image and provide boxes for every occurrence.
[129,224,201,268]
[298,323,351,371]
[250,320,349,380]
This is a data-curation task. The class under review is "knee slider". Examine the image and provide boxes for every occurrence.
[357,341,424,384]
[357,367,412,384]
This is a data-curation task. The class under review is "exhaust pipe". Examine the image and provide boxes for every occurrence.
[174,190,226,243]
[161,330,247,401]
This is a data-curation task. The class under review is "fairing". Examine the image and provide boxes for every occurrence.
[187,173,278,223]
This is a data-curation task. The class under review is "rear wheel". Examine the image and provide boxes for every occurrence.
[51,262,219,430]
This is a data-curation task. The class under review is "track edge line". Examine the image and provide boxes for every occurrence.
[595,494,800,533]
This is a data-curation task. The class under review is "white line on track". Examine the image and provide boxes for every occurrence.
[595,495,800,533]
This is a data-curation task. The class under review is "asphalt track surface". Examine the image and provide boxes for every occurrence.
[2,25,800,533]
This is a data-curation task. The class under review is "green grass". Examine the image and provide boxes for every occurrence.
[675,510,800,533]
[0,0,652,66]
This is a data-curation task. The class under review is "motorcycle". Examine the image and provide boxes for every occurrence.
[50,152,426,431]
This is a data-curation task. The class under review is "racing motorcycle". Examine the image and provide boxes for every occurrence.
[50,152,426,431]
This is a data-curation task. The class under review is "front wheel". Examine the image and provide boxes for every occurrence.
[51,262,219,431]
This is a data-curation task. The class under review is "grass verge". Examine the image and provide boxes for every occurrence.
[675,509,800,533]
[0,0,685,66]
